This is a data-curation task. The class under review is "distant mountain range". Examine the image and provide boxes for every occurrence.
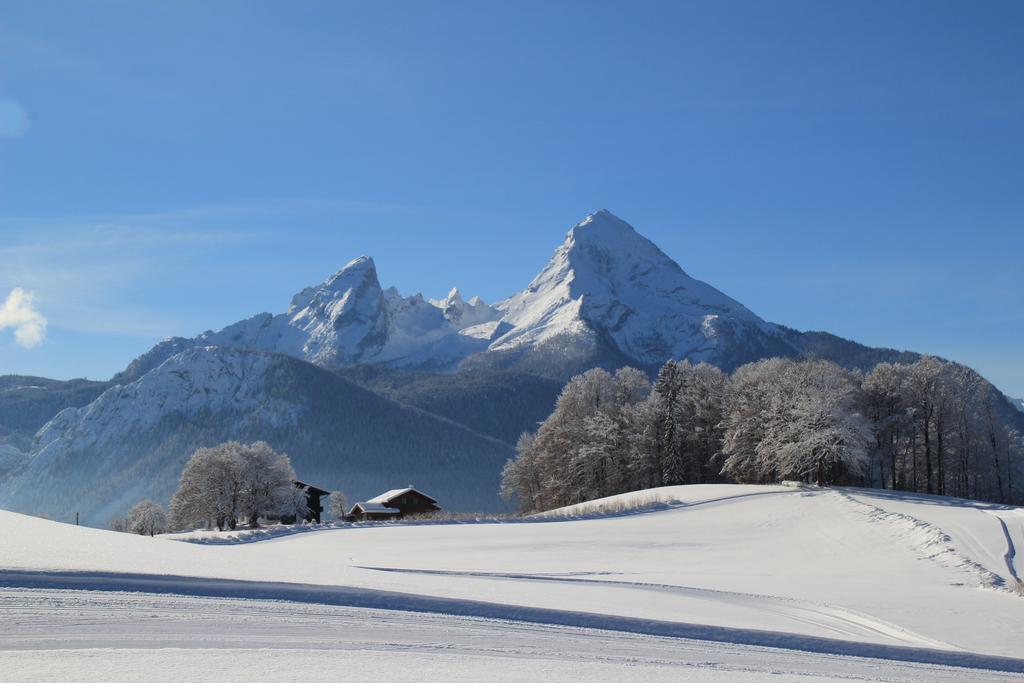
[0,210,1017,525]
[114,210,919,382]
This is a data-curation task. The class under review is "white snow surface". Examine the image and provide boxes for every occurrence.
[1012,397,1024,413]
[2,484,1023,680]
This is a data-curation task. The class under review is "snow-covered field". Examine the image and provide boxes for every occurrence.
[1,484,1022,681]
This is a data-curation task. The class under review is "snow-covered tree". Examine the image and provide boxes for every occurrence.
[760,361,872,485]
[170,441,305,530]
[238,441,304,527]
[126,500,168,536]
[721,358,794,483]
[329,490,349,521]
[501,355,1024,513]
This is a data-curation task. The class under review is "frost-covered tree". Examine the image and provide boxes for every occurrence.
[500,367,650,513]
[720,358,795,483]
[501,355,1024,513]
[126,500,168,536]
[328,490,349,521]
[238,441,304,527]
[170,441,305,530]
[760,361,872,485]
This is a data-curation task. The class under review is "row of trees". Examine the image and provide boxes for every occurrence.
[501,357,1024,513]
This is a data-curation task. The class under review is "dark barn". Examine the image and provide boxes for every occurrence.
[348,486,440,522]
[282,480,330,524]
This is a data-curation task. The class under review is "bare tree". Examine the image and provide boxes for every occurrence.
[126,500,168,536]
[329,490,349,521]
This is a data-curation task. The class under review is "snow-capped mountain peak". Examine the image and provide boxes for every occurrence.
[489,210,784,369]
[431,287,501,331]
[120,209,800,378]
[191,252,489,370]
[288,255,379,312]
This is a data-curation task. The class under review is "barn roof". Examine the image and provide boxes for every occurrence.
[365,486,437,505]
[349,502,401,515]
[293,480,330,496]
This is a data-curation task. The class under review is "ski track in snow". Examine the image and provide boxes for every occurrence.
[2,589,1024,683]
[355,565,957,651]
[833,490,1011,590]
[0,568,1021,675]
[3,588,1019,683]
[985,510,1021,584]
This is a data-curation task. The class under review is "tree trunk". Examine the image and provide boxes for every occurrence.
[923,409,934,495]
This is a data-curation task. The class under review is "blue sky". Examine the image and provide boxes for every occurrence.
[1,1,1022,395]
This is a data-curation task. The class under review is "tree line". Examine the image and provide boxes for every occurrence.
[501,357,1024,513]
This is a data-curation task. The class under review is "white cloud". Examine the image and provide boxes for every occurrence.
[0,288,47,348]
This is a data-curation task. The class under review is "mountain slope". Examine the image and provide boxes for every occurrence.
[0,376,111,451]
[338,366,564,446]
[489,210,790,368]
[0,347,511,525]
[192,256,492,372]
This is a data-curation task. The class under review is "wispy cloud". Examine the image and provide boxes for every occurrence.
[0,196,415,340]
[0,288,47,348]
[0,97,30,139]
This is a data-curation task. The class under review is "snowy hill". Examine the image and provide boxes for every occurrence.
[0,346,511,525]
[1012,397,1024,413]
[1,484,1022,680]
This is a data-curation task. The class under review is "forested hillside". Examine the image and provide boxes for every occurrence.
[0,376,110,450]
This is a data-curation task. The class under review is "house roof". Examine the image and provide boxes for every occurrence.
[349,502,401,515]
[293,480,330,496]
[365,486,437,505]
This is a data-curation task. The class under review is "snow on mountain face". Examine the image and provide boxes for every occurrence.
[491,210,793,369]
[0,443,27,479]
[195,256,491,370]
[1012,398,1024,413]
[34,347,302,460]
[117,209,803,378]
[430,288,502,331]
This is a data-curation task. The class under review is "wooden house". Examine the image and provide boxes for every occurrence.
[347,486,440,521]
